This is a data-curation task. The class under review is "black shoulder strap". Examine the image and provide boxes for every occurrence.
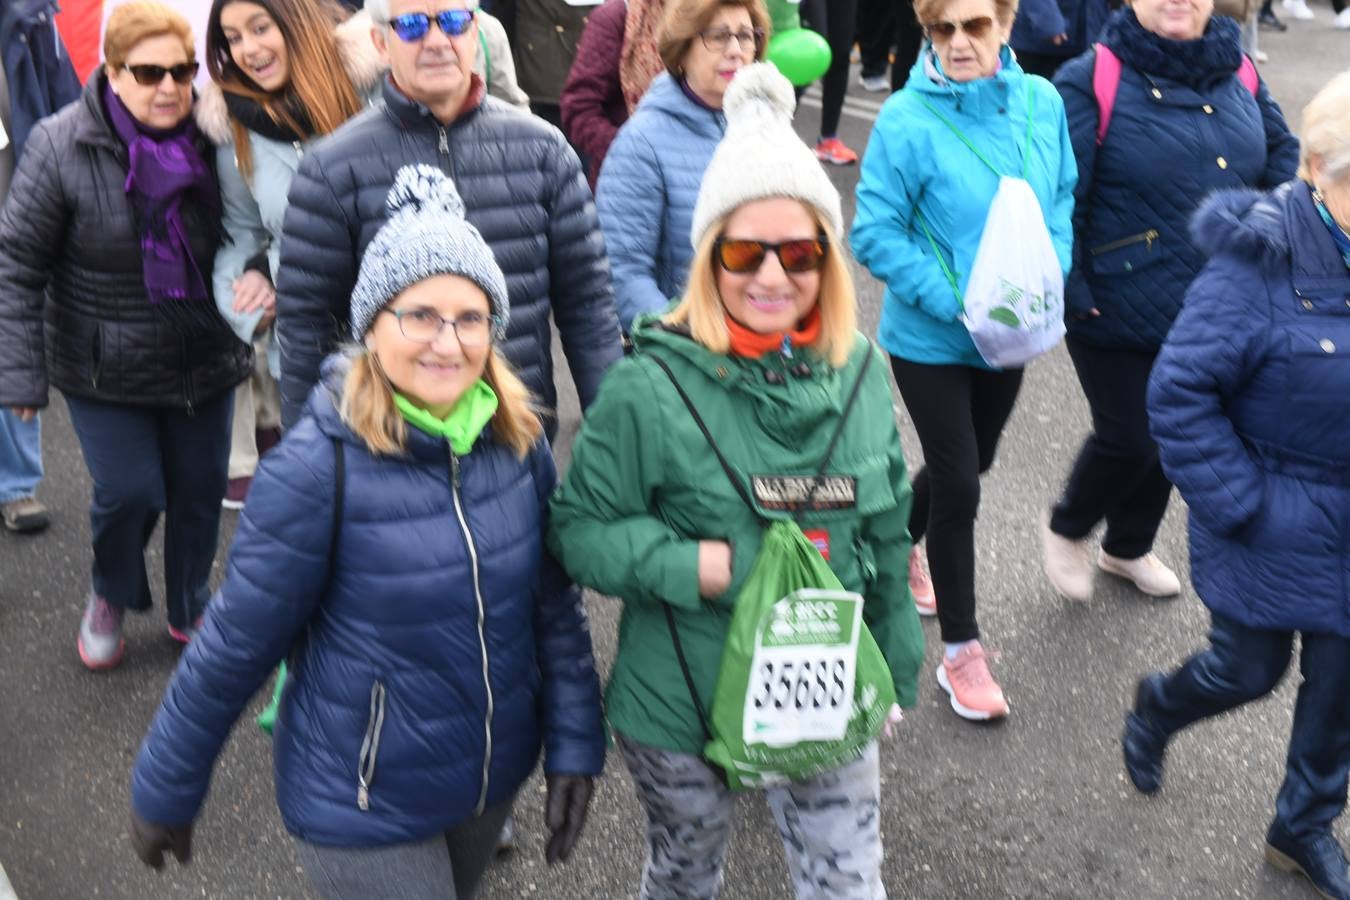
[646,345,875,520]
[330,437,344,560]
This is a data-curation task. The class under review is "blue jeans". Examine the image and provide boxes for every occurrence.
[1146,613,1350,839]
[64,393,232,630]
[0,409,42,503]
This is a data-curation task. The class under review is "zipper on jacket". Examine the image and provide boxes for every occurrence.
[1090,229,1159,256]
[449,449,495,815]
[357,681,387,811]
[438,127,450,157]
[90,328,104,390]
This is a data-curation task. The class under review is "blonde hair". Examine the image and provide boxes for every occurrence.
[1298,69,1350,184]
[664,208,857,369]
[339,348,542,458]
[914,0,1019,28]
[658,0,771,78]
[104,1,195,71]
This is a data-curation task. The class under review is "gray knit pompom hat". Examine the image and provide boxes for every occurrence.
[689,63,845,248]
[350,165,510,341]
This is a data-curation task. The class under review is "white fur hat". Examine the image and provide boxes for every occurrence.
[689,63,845,248]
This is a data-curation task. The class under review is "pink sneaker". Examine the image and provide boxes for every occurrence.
[909,546,936,617]
[937,642,1010,721]
[167,617,204,645]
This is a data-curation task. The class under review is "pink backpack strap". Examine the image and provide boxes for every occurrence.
[1237,55,1259,96]
[1092,43,1123,147]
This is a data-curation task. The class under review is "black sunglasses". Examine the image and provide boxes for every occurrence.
[714,237,829,274]
[389,10,476,42]
[925,15,995,42]
[125,62,199,86]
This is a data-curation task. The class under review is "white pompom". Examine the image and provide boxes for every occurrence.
[386,164,467,219]
[722,63,797,127]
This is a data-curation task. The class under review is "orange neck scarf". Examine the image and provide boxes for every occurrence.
[725,306,822,359]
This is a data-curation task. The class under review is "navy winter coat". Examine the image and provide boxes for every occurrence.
[0,0,80,162]
[131,358,606,846]
[596,73,725,331]
[1148,183,1350,638]
[1011,0,1108,61]
[274,77,622,430]
[1053,10,1299,352]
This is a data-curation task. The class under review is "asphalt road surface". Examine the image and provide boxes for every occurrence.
[2,19,1347,900]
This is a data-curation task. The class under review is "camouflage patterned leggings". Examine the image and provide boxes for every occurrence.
[616,735,886,899]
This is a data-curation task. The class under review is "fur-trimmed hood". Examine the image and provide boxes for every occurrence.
[1190,180,1350,281]
[194,10,384,146]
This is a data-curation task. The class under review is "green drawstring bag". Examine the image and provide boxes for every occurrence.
[702,520,895,790]
[256,661,288,736]
[648,348,894,791]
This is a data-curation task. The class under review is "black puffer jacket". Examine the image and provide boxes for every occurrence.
[275,76,621,430]
[0,71,250,411]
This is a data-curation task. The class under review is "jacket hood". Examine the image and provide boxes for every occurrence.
[1099,7,1243,89]
[1192,181,1349,278]
[905,45,1025,104]
[632,72,725,137]
[195,10,385,146]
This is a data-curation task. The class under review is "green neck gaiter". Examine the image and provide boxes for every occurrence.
[393,379,499,455]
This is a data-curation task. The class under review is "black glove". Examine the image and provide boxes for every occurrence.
[129,808,194,870]
[544,774,594,865]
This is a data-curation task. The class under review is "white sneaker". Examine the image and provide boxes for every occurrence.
[1254,49,1270,62]
[1282,0,1315,20]
[1335,7,1350,28]
[1098,552,1182,597]
[1040,511,1094,602]
[858,73,890,92]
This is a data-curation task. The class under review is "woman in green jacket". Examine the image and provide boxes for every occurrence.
[550,64,923,900]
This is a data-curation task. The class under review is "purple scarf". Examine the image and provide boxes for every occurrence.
[102,82,218,306]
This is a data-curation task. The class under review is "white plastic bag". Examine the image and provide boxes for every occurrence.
[960,176,1065,369]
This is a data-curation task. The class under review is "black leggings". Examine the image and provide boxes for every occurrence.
[891,357,1024,644]
[856,0,924,91]
[799,0,860,137]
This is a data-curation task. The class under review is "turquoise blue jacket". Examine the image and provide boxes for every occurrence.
[851,47,1077,369]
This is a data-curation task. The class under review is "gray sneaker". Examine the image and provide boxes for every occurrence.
[78,593,125,670]
[1,495,49,533]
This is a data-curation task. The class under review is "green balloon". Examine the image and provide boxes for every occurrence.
[765,28,832,87]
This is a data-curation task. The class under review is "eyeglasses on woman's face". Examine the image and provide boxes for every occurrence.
[714,237,830,275]
[699,26,765,54]
[382,307,495,346]
[124,62,199,86]
[924,15,995,42]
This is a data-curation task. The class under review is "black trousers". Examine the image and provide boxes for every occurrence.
[856,0,924,91]
[799,0,860,137]
[1049,337,1173,560]
[891,357,1024,644]
[1145,614,1350,839]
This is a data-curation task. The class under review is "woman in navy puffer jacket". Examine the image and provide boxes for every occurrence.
[128,168,604,898]
[1039,1,1299,605]
[1122,70,1350,900]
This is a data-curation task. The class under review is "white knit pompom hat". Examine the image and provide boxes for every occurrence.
[689,62,845,248]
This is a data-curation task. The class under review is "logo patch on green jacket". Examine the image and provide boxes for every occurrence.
[751,475,857,511]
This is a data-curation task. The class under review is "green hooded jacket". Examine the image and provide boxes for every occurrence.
[549,317,924,755]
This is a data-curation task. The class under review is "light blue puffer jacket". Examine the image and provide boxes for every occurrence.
[596,72,726,331]
[851,47,1077,369]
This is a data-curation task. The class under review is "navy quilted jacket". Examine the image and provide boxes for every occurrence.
[274,77,622,430]
[596,73,726,331]
[1148,183,1350,638]
[1053,10,1298,351]
[131,357,606,846]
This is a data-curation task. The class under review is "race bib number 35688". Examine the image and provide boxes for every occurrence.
[743,588,864,748]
